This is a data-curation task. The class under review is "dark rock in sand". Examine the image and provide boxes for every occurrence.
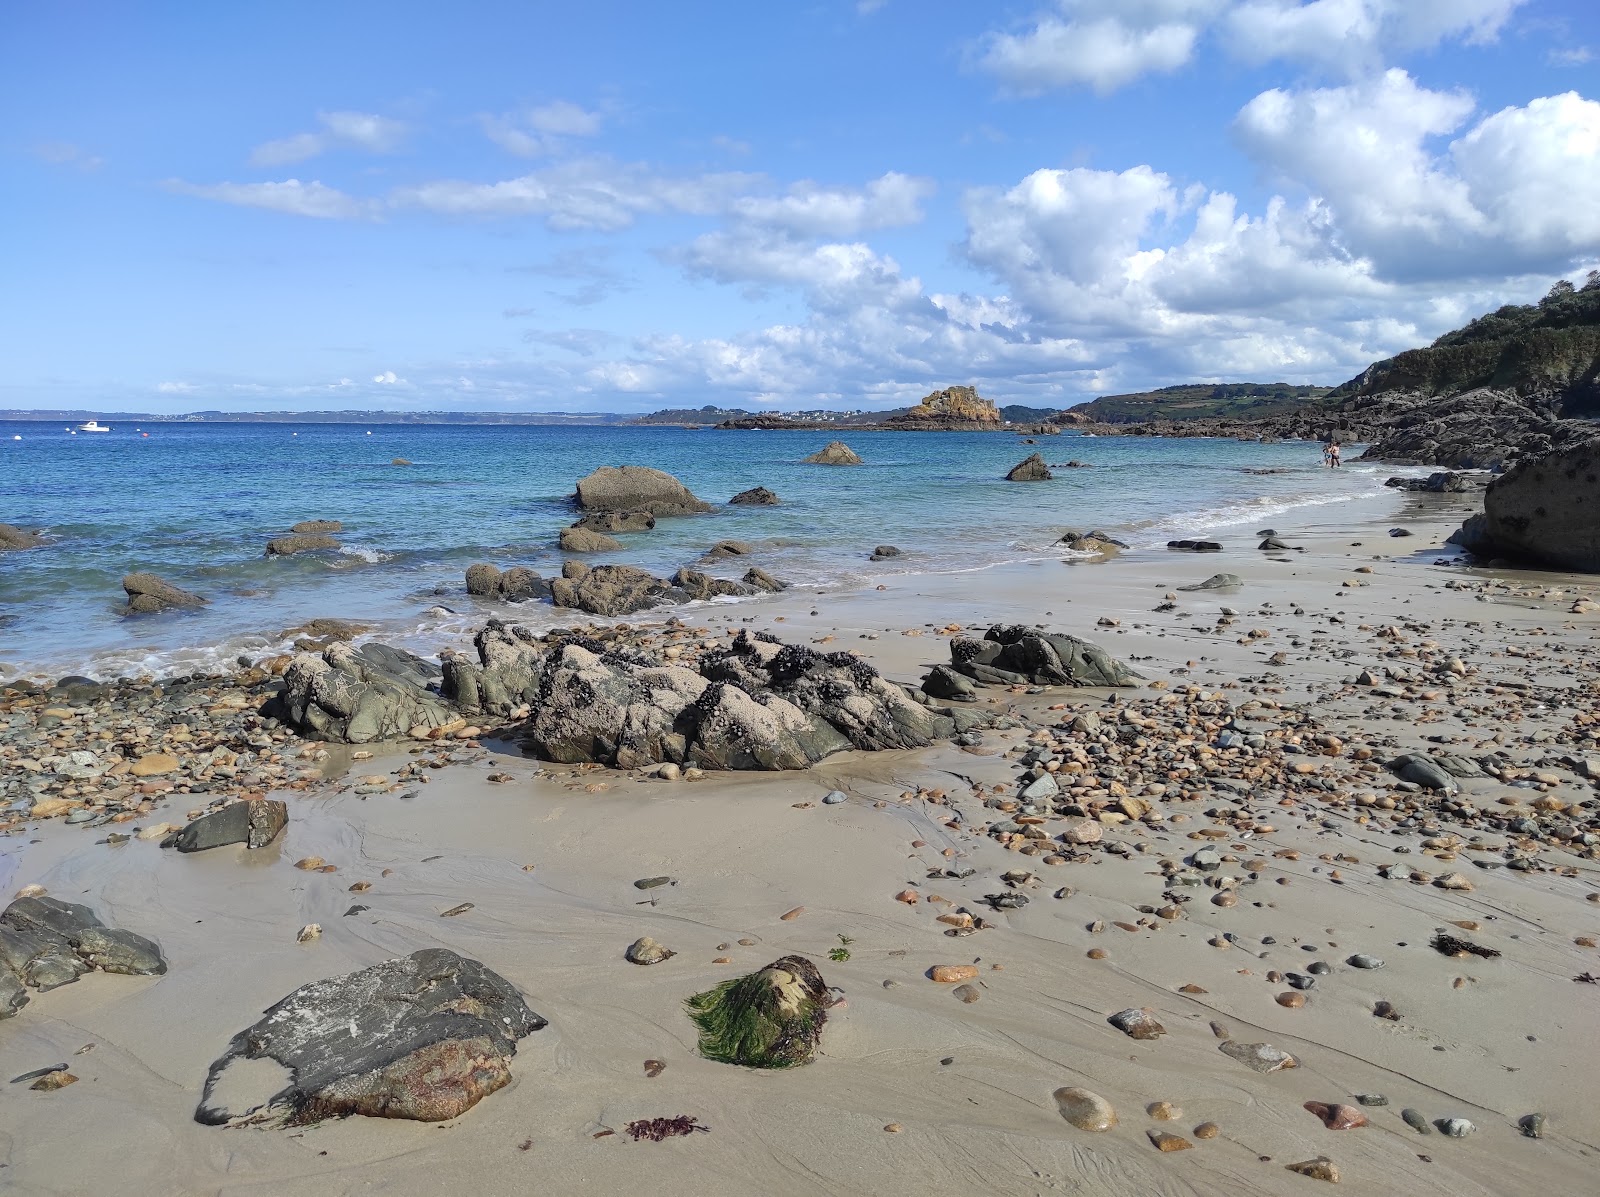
[571,509,656,534]
[265,533,341,556]
[0,897,166,1019]
[549,563,687,617]
[559,526,624,553]
[743,567,787,592]
[1384,472,1471,493]
[1389,753,1458,792]
[1259,536,1301,551]
[291,520,343,534]
[520,631,957,770]
[803,441,862,466]
[1167,540,1222,552]
[1059,529,1126,556]
[1005,453,1052,482]
[282,642,453,743]
[165,799,288,853]
[0,523,46,551]
[1178,573,1243,591]
[1389,527,1413,537]
[703,540,754,560]
[673,568,753,601]
[921,663,977,702]
[195,948,545,1126]
[729,486,779,506]
[1451,436,1600,572]
[949,625,1140,689]
[573,466,711,517]
[123,572,207,613]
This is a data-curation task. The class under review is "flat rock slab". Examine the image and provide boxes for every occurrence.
[196,948,545,1126]
[165,799,288,852]
[0,897,166,1018]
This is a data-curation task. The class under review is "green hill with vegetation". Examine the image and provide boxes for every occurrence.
[1065,383,1333,425]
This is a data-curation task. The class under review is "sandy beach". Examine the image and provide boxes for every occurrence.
[4,490,1600,1196]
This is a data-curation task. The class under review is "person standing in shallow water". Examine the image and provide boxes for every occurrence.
[1322,442,1333,468]
[1329,441,1342,468]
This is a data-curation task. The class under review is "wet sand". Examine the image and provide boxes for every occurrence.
[4,491,1600,1195]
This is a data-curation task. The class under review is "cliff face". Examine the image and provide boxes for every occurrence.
[892,386,1002,427]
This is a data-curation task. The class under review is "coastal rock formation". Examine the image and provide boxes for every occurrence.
[464,563,551,603]
[573,466,711,517]
[743,567,786,592]
[0,522,45,551]
[550,562,688,617]
[672,567,752,600]
[1385,472,1472,492]
[291,519,342,534]
[703,539,753,559]
[1,896,166,1018]
[520,630,960,770]
[282,641,455,743]
[266,533,341,556]
[803,441,862,465]
[195,948,545,1126]
[948,625,1140,688]
[571,510,656,533]
[164,798,288,852]
[1005,453,1052,481]
[1058,530,1125,557]
[729,486,779,505]
[122,572,207,613]
[686,955,830,1068]
[1450,436,1600,571]
[558,526,624,553]
[889,386,1002,429]
[439,621,545,715]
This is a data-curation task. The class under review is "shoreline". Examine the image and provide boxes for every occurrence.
[4,485,1600,1194]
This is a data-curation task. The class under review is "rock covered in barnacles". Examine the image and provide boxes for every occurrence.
[685,954,829,1069]
[195,948,545,1126]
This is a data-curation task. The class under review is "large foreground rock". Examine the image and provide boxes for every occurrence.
[1,897,166,1018]
[948,625,1141,688]
[195,949,545,1126]
[0,522,45,551]
[803,441,862,465]
[573,466,711,516]
[282,641,455,742]
[520,630,961,770]
[1005,453,1052,481]
[549,562,688,617]
[1452,436,1600,571]
[123,572,207,613]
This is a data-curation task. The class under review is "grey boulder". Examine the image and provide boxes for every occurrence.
[803,441,862,465]
[573,466,711,517]
[1388,753,1458,791]
[558,526,624,553]
[281,641,454,743]
[729,486,779,505]
[949,624,1141,688]
[1,897,166,1019]
[123,572,207,613]
[1005,453,1052,481]
[571,509,656,533]
[164,799,288,853]
[549,562,687,617]
[266,533,341,556]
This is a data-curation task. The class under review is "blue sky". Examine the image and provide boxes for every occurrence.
[3,1,1597,414]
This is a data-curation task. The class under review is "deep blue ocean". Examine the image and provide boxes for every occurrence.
[0,419,1403,681]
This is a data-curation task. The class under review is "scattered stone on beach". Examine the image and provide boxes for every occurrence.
[1147,1130,1192,1152]
[1436,1117,1476,1138]
[196,948,545,1126]
[1347,954,1384,969]
[265,533,341,556]
[626,936,676,965]
[1193,1122,1220,1140]
[129,752,181,777]
[122,572,207,613]
[1389,753,1457,791]
[1401,1109,1432,1134]
[163,798,287,852]
[930,965,979,983]
[1148,1101,1181,1120]
[572,509,656,533]
[948,624,1141,688]
[1259,536,1301,551]
[1004,453,1052,482]
[685,955,829,1069]
[558,526,624,553]
[291,520,343,534]
[0,896,166,1019]
[1054,1086,1117,1131]
[803,441,862,466]
[1519,1112,1548,1139]
[29,1069,77,1091]
[1286,1158,1340,1182]
[296,924,321,943]
[0,523,46,551]
[1179,573,1243,591]
[1305,1102,1368,1130]
[1108,1007,1165,1039]
[573,465,712,516]
[1219,1041,1298,1073]
[729,486,779,506]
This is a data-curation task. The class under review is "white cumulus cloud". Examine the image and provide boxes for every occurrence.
[249,111,407,167]
[164,178,374,220]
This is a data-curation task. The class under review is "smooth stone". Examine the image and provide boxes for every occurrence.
[625,936,675,965]
[1147,1130,1192,1152]
[1347,954,1384,969]
[1518,1112,1546,1139]
[1436,1117,1475,1137]
[1305,1101,1368,1130]
[633,877,673,890]
[1286,1158,1340,1182]
[822,790,847,805]
[1053,1086,1117,1132]
[1107,1007,1165,1039]
[1401,1108,1433,1134]
[1354,1093,1389,1107]
[1219,1040,1298,1073]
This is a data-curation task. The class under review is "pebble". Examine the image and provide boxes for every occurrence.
[1353,1093,1388,1107]
[1347,954,1384,969]
[625,936,675,965]
[1304,1101,1368,1130]
[1276,991,1306,1008]
[1436,1117,1475,1137]
[1219,1040,1298,1072]
[822,790,847,804]
[952,984,981,1004]
[1085,947,1108,960]
[883,1123,903,1133]
[779,906,805,921]
[930,965,979,983]
[29,1071,77,1092]
[295,923,321,943]
[1054,1086,1118,1132]
[633,876,674,890]
[1108,1007,1166,1039]
[1401,1108,1432,1134]
[1285,1157,1340,1182]
[1147,1101,1181,1120]
[1193,1122,1219,1139]
[1147,1130,1192,1152]
[1518,1112,1546,1139]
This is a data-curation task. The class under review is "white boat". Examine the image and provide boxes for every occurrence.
[77,420,111,433]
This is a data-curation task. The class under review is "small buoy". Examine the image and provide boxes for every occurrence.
[292,432,298,436]
[141,432,149,438]
[11,434,19,440]
[366,430,372,435]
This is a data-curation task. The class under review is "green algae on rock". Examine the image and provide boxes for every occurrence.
[685,955,829,1069]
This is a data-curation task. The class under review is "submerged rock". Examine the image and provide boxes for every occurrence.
[685,954,829,1068]
[164,799,288,853]
[672,567,753,601]
[195,948,545,1126]
[0,522,46,551]
[558,526,623,553]
[729,486,779,505]
[948,624,1141,688]
[291,519,343,533]
[265,533,341,556]
[0,897,166,1018]
[571,509,656,533]
[572,466,712,517]
[803,441,862,466]
[122,572,207,613]
[743,566,787,593]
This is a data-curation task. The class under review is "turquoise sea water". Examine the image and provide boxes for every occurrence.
[0,420,1404,681]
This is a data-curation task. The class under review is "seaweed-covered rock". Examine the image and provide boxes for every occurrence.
[949,625,1140,688]
[195,948,545,1126]
[571,509,656,533]
[803,441,862,465]
[573,466,712,517]
[122,572,207,613]
[549,563,687,617]
[0,897,166,1018]
[685,955,829,1068]
[164,798,288,853]
[281,642,454,743]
